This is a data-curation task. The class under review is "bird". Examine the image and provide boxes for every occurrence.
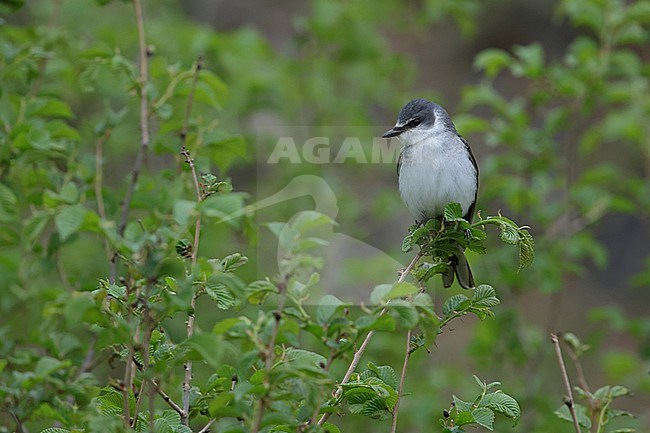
[383,98,478,289]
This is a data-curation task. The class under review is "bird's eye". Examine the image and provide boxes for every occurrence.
[411,117,421,127]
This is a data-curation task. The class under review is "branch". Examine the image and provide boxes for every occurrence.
[390,329,412,433]
[178,58,204,425]
[113,0,151,282]
[317,251,422,426]
[151,379,183,415]
[551,333,582,433]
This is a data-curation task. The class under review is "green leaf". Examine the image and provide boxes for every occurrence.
[322,423,341,433]
[518,229,535,270]
[246,279,278,304]
[290,211,336,234]
[220,253,249,272]
[317,294,345,325]
[482,391,521,421]
[356,313,396,332]
[173,199,196,226]
[35,357,64,377]
[0,183,18,223]
[472,407,495,430]
[471,285,500,308]
[205,284,236,310]
[500,224,519,245]
[367,362,398,389]
[474,48,512,77]
[370,284,392,304]
[388,300,419,329]
[554,403,592,428]
[182,333,223,369]
[55,204,87,241]
[443,294,470,316]
[455,410,475,426]
[201,194,245,222]
[608,385,631,398]
[385,281,419,300]
[444,202,464,221]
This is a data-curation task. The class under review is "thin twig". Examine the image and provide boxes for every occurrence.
[390,329,413,433]
[95,128,111,220]
[151,379,183,415]
[198,419,216,433]
[132,314,153,430]
[317,251,422,426]
[117,0,150,235]
[112,0,151,282]
[551,333,582,433]
[564,344,591,394]
[123,281,134,428]
[177,57,204,428]
[180,146,202,426]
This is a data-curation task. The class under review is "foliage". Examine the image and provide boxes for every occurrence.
[0,0,648,432]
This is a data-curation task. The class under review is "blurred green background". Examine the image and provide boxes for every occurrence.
[1,0,649,431]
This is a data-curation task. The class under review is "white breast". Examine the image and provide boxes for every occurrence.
[398,132,477,221]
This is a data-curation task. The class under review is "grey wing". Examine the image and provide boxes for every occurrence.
[458,135,479,223]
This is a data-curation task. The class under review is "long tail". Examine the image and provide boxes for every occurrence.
[442,248,475,289]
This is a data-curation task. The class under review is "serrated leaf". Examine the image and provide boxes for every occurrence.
[221,253,248,272]
[472,285,500,308]
[500,224,519,245]
[246,279,278,304]
[55,204,87,241]
[518,229,535,270]
[205,284,235,310]
[443,294,470,316]
[472,407,495,430]
[482,391,521,421]
[453,395,473,412]
[444,202,464,221]
[367,362,399,389]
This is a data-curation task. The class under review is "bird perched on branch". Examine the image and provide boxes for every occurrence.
[383,98,478,289]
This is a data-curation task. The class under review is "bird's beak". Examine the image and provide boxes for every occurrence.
[382,125,405,138]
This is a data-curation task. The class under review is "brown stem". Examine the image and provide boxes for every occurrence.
[178,57,205,427]
[180,147,202,426]
[112,0,150,283]
[151,379,183,415]
[123,281,134,428]
[390,330,413,433]
[317,251,422,426]
[551,333,582,433]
